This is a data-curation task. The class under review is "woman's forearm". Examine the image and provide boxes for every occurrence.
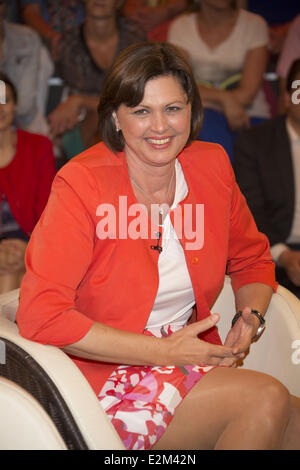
[198,85,227,110]
[63,321,165,366]
[234,282,273,317]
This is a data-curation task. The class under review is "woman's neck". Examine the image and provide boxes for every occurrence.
[198,4,236,26]
[126,152,177,212]
[84,15,118,43]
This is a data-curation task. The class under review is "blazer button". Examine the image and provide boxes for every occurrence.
[192,257,199,264]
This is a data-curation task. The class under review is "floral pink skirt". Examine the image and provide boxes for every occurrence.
[97,326,215,450]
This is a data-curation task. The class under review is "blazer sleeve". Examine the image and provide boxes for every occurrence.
[16,162,97,347]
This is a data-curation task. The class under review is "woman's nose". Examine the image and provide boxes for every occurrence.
[150,111,168,133]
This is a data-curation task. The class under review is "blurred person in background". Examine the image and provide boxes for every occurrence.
[20,0,85,59]
[0,72,56,294]
[123,0,188,40]
[0,0,53,135]
[48,0,146,160]
[167,0,270,163]
[234,60,300,298]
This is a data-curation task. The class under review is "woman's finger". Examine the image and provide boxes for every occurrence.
[185,314,220,337]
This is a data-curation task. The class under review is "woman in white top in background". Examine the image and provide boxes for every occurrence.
[167,0,270,162]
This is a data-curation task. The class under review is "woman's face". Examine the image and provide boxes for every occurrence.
[114,75,191,169]
[0,84,16,131]
[201,0,234,10]
[84,0,122,19]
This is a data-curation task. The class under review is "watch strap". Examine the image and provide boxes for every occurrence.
[231,309,265,329]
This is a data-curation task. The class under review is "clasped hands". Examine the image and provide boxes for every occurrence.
[164,307,260,368]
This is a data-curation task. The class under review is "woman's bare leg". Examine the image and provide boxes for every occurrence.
[280,395,300,449]
[153,367,293,450]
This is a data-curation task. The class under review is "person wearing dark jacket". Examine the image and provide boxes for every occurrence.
[234,59,300,298]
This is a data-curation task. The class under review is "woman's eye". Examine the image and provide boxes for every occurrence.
[133,109,148,115]
[166,106,181,113]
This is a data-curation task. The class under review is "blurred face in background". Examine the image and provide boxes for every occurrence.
[84,0,123,20]
[200,0,236,10]
[0,83,16,132]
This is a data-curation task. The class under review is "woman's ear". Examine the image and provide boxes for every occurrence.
[112,111,121,132]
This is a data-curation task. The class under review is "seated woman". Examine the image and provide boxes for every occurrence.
[16,42,300,450]
[167,0,270,162]
[0,72,56,294]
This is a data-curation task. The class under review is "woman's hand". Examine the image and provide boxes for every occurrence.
[220,307,260,366]
[0,239,27,274]
[163,314,240,367]
[222,92,250,131]
[48,95,84,137]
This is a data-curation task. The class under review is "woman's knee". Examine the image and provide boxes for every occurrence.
[256,375,291,427]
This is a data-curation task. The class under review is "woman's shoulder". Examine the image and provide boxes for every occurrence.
[183,140,229,159]
[57,142,124,184]
[238,8,268,30]
[181,141,233,176]
[168,12,196,35]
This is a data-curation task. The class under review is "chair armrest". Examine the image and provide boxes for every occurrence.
[242,286,300,397]
[0,377,67,450]
[0,317,124,449]
[212,278,300,397]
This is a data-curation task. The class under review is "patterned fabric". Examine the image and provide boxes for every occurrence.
[47,0,84,32]
[56,17,147,95]
[98,326,215,450]
[20,0,84,32]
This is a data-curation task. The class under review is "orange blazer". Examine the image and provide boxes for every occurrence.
[16,141,276,395]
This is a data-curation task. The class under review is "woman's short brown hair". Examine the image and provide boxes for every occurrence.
[98,42,203,152]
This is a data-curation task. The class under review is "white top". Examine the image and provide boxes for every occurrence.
[167,9,270,118]
[271,119,300,262]
[145,160,195,336]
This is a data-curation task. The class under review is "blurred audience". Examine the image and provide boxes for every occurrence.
[276,14,300,114]
[167,0,270,162]
[123,0,188,40]
[4,0,21,22]
[48,0,147,159]
[0,72,56,294]
[234,59,300,298]
[20,0,85,59]
[0,0,53,135]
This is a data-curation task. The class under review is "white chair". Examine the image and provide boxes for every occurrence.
[0,277,299,450]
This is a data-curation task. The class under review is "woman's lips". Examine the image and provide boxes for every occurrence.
[145,137,172,145]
